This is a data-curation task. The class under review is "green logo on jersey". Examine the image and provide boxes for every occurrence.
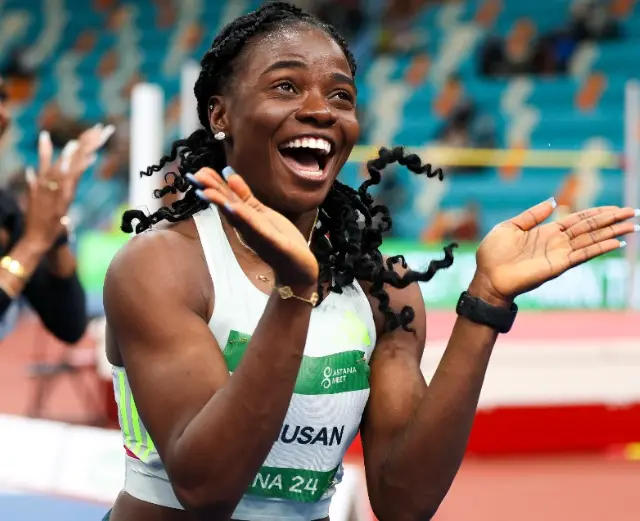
[223,330,370,395]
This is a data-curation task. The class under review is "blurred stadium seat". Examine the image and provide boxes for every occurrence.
[0,0,636,238]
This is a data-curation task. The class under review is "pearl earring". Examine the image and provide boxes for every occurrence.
[214,131,226,141]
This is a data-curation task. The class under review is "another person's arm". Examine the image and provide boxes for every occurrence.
[0,234,86,343]
[0,234,53,316]
[22,244,87,343]
[0,125,111,337]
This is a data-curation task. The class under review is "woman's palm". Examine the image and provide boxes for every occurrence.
[477,201,636,300]
[194,168,319,285]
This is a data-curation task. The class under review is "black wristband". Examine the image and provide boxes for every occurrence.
[455,291,518,334]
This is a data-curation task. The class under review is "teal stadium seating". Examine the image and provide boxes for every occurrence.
[0,0,637,238]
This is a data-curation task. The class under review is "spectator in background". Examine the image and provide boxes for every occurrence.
[0,46,37,80]
[377,0,433,54]
[288,0,366,42]
[480,1,621,78]
[569,0,621,41]
[315,0,366,42]
[0,77,113,342]
[479,19,544,77]
[435,75,496,173]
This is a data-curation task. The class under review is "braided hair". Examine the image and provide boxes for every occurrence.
[122,1,456,332]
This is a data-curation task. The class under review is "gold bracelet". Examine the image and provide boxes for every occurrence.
[0,256,26,280]
[276,285,319,307]
[0,279,17,299]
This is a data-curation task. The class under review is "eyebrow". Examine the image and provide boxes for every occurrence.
[262,59,357,92]
[330,72,357,92]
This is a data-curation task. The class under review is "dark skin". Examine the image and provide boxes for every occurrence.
[0,82,107,342]
[105,23,637,521]
[0,77,11,138]
[105,26,357,521]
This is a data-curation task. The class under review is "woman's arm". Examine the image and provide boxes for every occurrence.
[361,202,635,521]
[105,228,317,520]
[22,244,87,344]
[361,275,502,521]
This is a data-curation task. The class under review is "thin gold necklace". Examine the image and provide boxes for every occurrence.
[234,209,319,283]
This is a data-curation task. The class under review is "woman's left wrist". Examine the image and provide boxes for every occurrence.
[467,272,513,309]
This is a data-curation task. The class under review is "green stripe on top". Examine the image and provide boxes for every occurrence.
[247,465,339,503]
[223,331,370,395]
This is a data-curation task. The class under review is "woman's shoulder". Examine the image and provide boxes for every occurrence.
[104,217,211,312]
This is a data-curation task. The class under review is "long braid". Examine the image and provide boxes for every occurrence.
[122,1,455,332]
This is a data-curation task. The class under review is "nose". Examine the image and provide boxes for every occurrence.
[295,92,337,128]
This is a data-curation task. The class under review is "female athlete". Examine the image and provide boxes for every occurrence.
[103,3,637,521]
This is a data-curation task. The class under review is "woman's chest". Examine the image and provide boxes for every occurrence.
[214,298,376,503]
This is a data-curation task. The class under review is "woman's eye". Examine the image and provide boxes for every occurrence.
[334,91,354,102]
[276,82,296,93]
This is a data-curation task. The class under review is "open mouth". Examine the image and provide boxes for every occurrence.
[277,136,334,179]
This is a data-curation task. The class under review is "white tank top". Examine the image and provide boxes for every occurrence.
[112,206,377,520]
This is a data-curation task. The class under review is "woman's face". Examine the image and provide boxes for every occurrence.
[209,23,359,215]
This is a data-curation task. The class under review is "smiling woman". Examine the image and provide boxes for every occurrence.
[102,2,637,521]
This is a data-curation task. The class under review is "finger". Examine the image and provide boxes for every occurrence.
[25,167,37,189]
[193,168,236,200]
[509,197,556,231]
[227,172,254,203]
[60,140,80,174]
[564,207,636,240]
[568,239,625,267]
[570,220,638,250]
[77,123,104,149]
[80,123,115,151]
[197,186,266,236]
[38,131,53,176]
[555,206,619,231]
[70,124,106,165]
[67,149,98,180]
[193,167,225,188]
[96,124,116,149]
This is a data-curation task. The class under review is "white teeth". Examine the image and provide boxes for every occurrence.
[280,136,332,155]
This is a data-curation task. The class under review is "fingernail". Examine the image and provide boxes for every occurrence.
[62,140,79,158]
[98,124,116,147]
[39,130,51,146]
[195,189,210,202]
[223,201,234,213]
[222,166,235,179]
[546,197,557,209]
[25,167,36,185]
[620,241,627,248]
[634,224,640,232]
[185,173,204,189]
[60,140,79,173]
